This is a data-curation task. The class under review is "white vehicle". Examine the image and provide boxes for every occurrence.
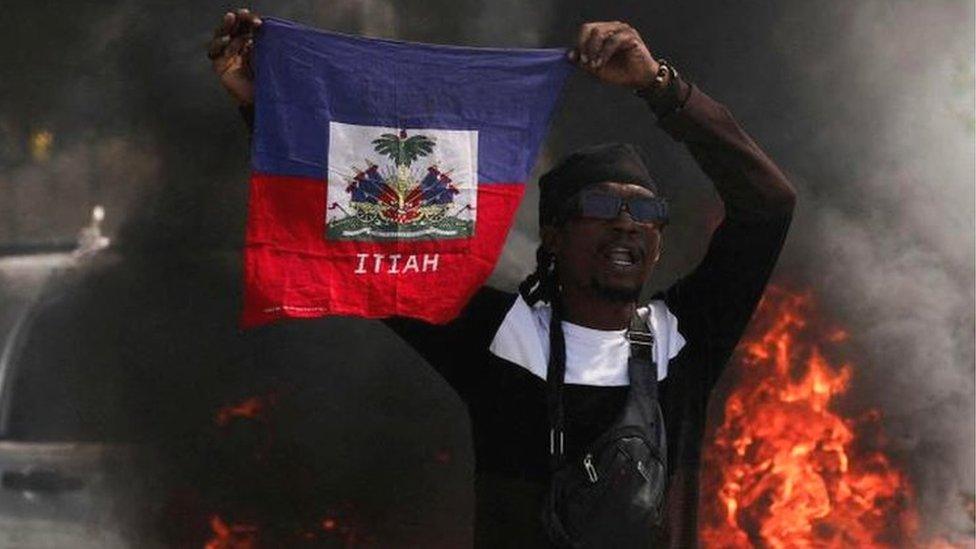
[0,233,154,548]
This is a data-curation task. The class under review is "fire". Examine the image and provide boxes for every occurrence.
[201,390,376,547]
[214,393,277,427]
[203,512,365,548]
[700,286,919,548]
[204,515,258,549]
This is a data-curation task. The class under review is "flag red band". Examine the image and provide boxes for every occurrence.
[242,173,525,327]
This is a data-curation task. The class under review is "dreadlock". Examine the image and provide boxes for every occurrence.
[519,244,569,463]
[518,245,559,307]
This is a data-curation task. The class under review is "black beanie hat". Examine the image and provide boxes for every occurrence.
[538,143,658,227]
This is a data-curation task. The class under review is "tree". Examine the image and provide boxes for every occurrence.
[371,130,435,167]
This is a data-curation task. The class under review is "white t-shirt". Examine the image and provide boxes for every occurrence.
[488,295,686,386]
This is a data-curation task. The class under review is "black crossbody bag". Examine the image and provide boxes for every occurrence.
[541,313,668,548]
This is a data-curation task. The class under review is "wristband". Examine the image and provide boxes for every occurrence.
[636,59,678,98]
[635,59,687,118]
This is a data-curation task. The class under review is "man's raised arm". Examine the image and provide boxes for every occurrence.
[570,24,796,395]
[642,75,797,391]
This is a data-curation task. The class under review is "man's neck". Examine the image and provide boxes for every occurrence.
[559,288,637,330]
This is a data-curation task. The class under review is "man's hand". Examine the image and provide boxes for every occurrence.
[207,8,262,106]
[569,22,659,90]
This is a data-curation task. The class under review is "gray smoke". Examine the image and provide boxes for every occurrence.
[0,0,972,545]
[767,2,974,537]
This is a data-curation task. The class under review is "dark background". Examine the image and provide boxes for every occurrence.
[0,0,972,546]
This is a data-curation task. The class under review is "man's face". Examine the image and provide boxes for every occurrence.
[544,181,664,303]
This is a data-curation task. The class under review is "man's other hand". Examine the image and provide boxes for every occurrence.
[569,22,659,90]
[208,8,262,106]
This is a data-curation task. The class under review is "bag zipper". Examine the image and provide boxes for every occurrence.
[637,460,651,482]
[583,453,599,483]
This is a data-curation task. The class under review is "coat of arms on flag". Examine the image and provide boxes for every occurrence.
[242,17,571,327]
[326,122,478,240]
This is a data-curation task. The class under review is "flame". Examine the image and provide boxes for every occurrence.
[700,287,920,548]
[203,512,365,548]
[214,393,277,427]
[202,390,375,547]
[204,515,258,549]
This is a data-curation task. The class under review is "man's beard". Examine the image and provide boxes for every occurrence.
[591,276,642,303]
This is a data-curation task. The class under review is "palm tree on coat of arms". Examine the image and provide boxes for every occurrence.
[371,130,435,199]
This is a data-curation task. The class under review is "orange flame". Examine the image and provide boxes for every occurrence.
[202,512,365,548]
[700,287,919,548]
[214,393,278,427]
[204,515,258,549]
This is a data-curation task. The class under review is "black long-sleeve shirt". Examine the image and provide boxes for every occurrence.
[385,79,796,547]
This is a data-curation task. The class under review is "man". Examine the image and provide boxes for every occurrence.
[210,9,796,547]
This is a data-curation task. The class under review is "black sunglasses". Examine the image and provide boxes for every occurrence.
[561,190,669,225]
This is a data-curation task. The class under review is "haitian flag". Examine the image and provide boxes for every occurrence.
[243,18,571,327]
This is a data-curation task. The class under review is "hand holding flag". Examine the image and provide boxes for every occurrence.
[567,21,661,89]
[208,8,262,105]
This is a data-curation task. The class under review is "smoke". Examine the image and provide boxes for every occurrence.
[0,0,972,544]
[764,1,975,535]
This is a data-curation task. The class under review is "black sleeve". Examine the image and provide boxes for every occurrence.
[383,287,516,402]
[650,81,797,391]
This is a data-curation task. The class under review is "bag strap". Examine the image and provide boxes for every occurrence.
[546,307,654,469]
[619,312,662,432]
[546,303,567,468]
[627,312,658,399]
